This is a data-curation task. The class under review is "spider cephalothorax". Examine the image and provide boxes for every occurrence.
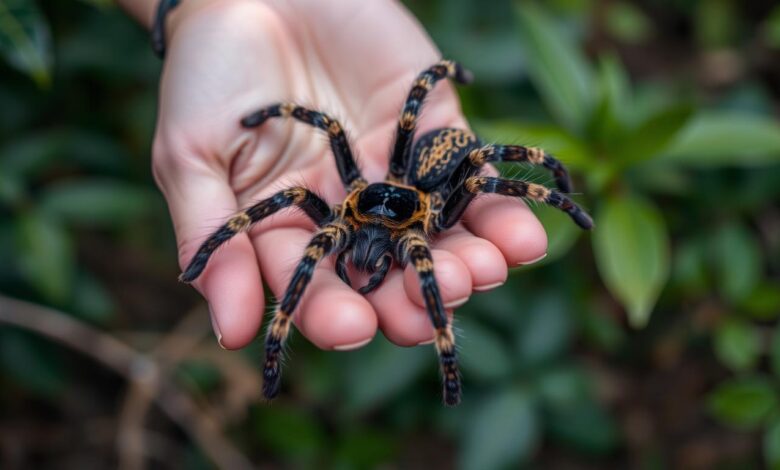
[180,60,593,406]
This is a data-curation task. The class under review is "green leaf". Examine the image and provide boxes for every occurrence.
[587,53,631,146]
[461,280,526,330]
[536,364,590,411]
[0,170,25,206]
[711,222,761,304]
[605,1,653,44]
[515,292,573,366]
[458,318,513,382]
[0,0,52,87]
[743,283,780,320]
[765,414,780,470]
[459,388,539,469]
[708,376,778,429]
[592,195,670,327]
[579,309,626,353]
[515,2,594,131]
[344,335,429,413]
[0,128,131,178]
[39,179,155,227]
[612,104,694,166]
[333,429,397,469]
[672,238,709,296]
[253,405,326,460]
[14,209,75,303]
[547,401,620,455]
[714,318,760,372]
[764,5,780,48]
[662,113,780,166]
[695,0,737,49]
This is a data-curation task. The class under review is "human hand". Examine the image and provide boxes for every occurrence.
[152,0,548,350]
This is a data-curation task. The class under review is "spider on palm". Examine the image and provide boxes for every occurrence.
[179,60,593,406]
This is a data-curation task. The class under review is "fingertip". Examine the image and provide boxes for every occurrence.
[403,249,471,308]
[434,227,508,291]
[368,269,453,347]
[195,234,265,349]
[254,227,378,351]
[297,282,378,350]
[463,194,548,266]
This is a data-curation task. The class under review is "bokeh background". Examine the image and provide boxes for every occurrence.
[2,0,780,468]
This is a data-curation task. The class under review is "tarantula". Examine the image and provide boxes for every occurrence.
[179,60,593,406]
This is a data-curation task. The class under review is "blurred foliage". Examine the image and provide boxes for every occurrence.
[1,0,780,468]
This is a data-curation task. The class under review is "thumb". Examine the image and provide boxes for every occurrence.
[154,153,265,349]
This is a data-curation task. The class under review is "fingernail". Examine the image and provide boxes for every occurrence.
[333,337,372,351]
[518,253,547,266]
[444,297,469,309]
[417,338,435,346]
[473,281,504,292]
[208,305,226,350]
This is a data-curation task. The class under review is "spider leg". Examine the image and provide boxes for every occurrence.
[179,187,331,283]
[463,144,573,193]
[263,221,351,399]
[387,60,473,183]
[357,254,392,294]
[396,231,461,406]
[335,249,351,287]
[436,176,594,231]
[241,103,366,191]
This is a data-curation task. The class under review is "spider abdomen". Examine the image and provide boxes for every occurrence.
[410,128,479,193]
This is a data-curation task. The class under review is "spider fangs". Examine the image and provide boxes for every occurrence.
[179,60,593,406]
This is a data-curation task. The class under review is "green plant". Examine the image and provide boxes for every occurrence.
[476,2,780,328]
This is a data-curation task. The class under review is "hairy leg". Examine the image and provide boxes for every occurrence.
[241,103,366,191]
[461,144,573,193]
[437,176,593,231]
[180,187,332,282]
[396,230,461,406]
[263,221,351,398]
[387,60,473,182]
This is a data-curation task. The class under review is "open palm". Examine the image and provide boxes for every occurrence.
[153,0,548,350]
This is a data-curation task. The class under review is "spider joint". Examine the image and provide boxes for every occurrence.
[527,146,545,164]
[226,212,251,232]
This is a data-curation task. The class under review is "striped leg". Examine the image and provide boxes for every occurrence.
[437,176,594,231]
[263,222,351,399]
[179,187,331,283]
[456,144,573,193]
[241,103,366,191]
[396,231,461,406]
[387,60,473,182]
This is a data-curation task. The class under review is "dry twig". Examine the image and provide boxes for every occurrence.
[0,294,254,470]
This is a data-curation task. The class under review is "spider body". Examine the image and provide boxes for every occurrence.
[180,60,593,406]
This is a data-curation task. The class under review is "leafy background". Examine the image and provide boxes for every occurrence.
[1,0,780,468]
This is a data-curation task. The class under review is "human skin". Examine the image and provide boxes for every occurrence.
[117,0,548,350]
